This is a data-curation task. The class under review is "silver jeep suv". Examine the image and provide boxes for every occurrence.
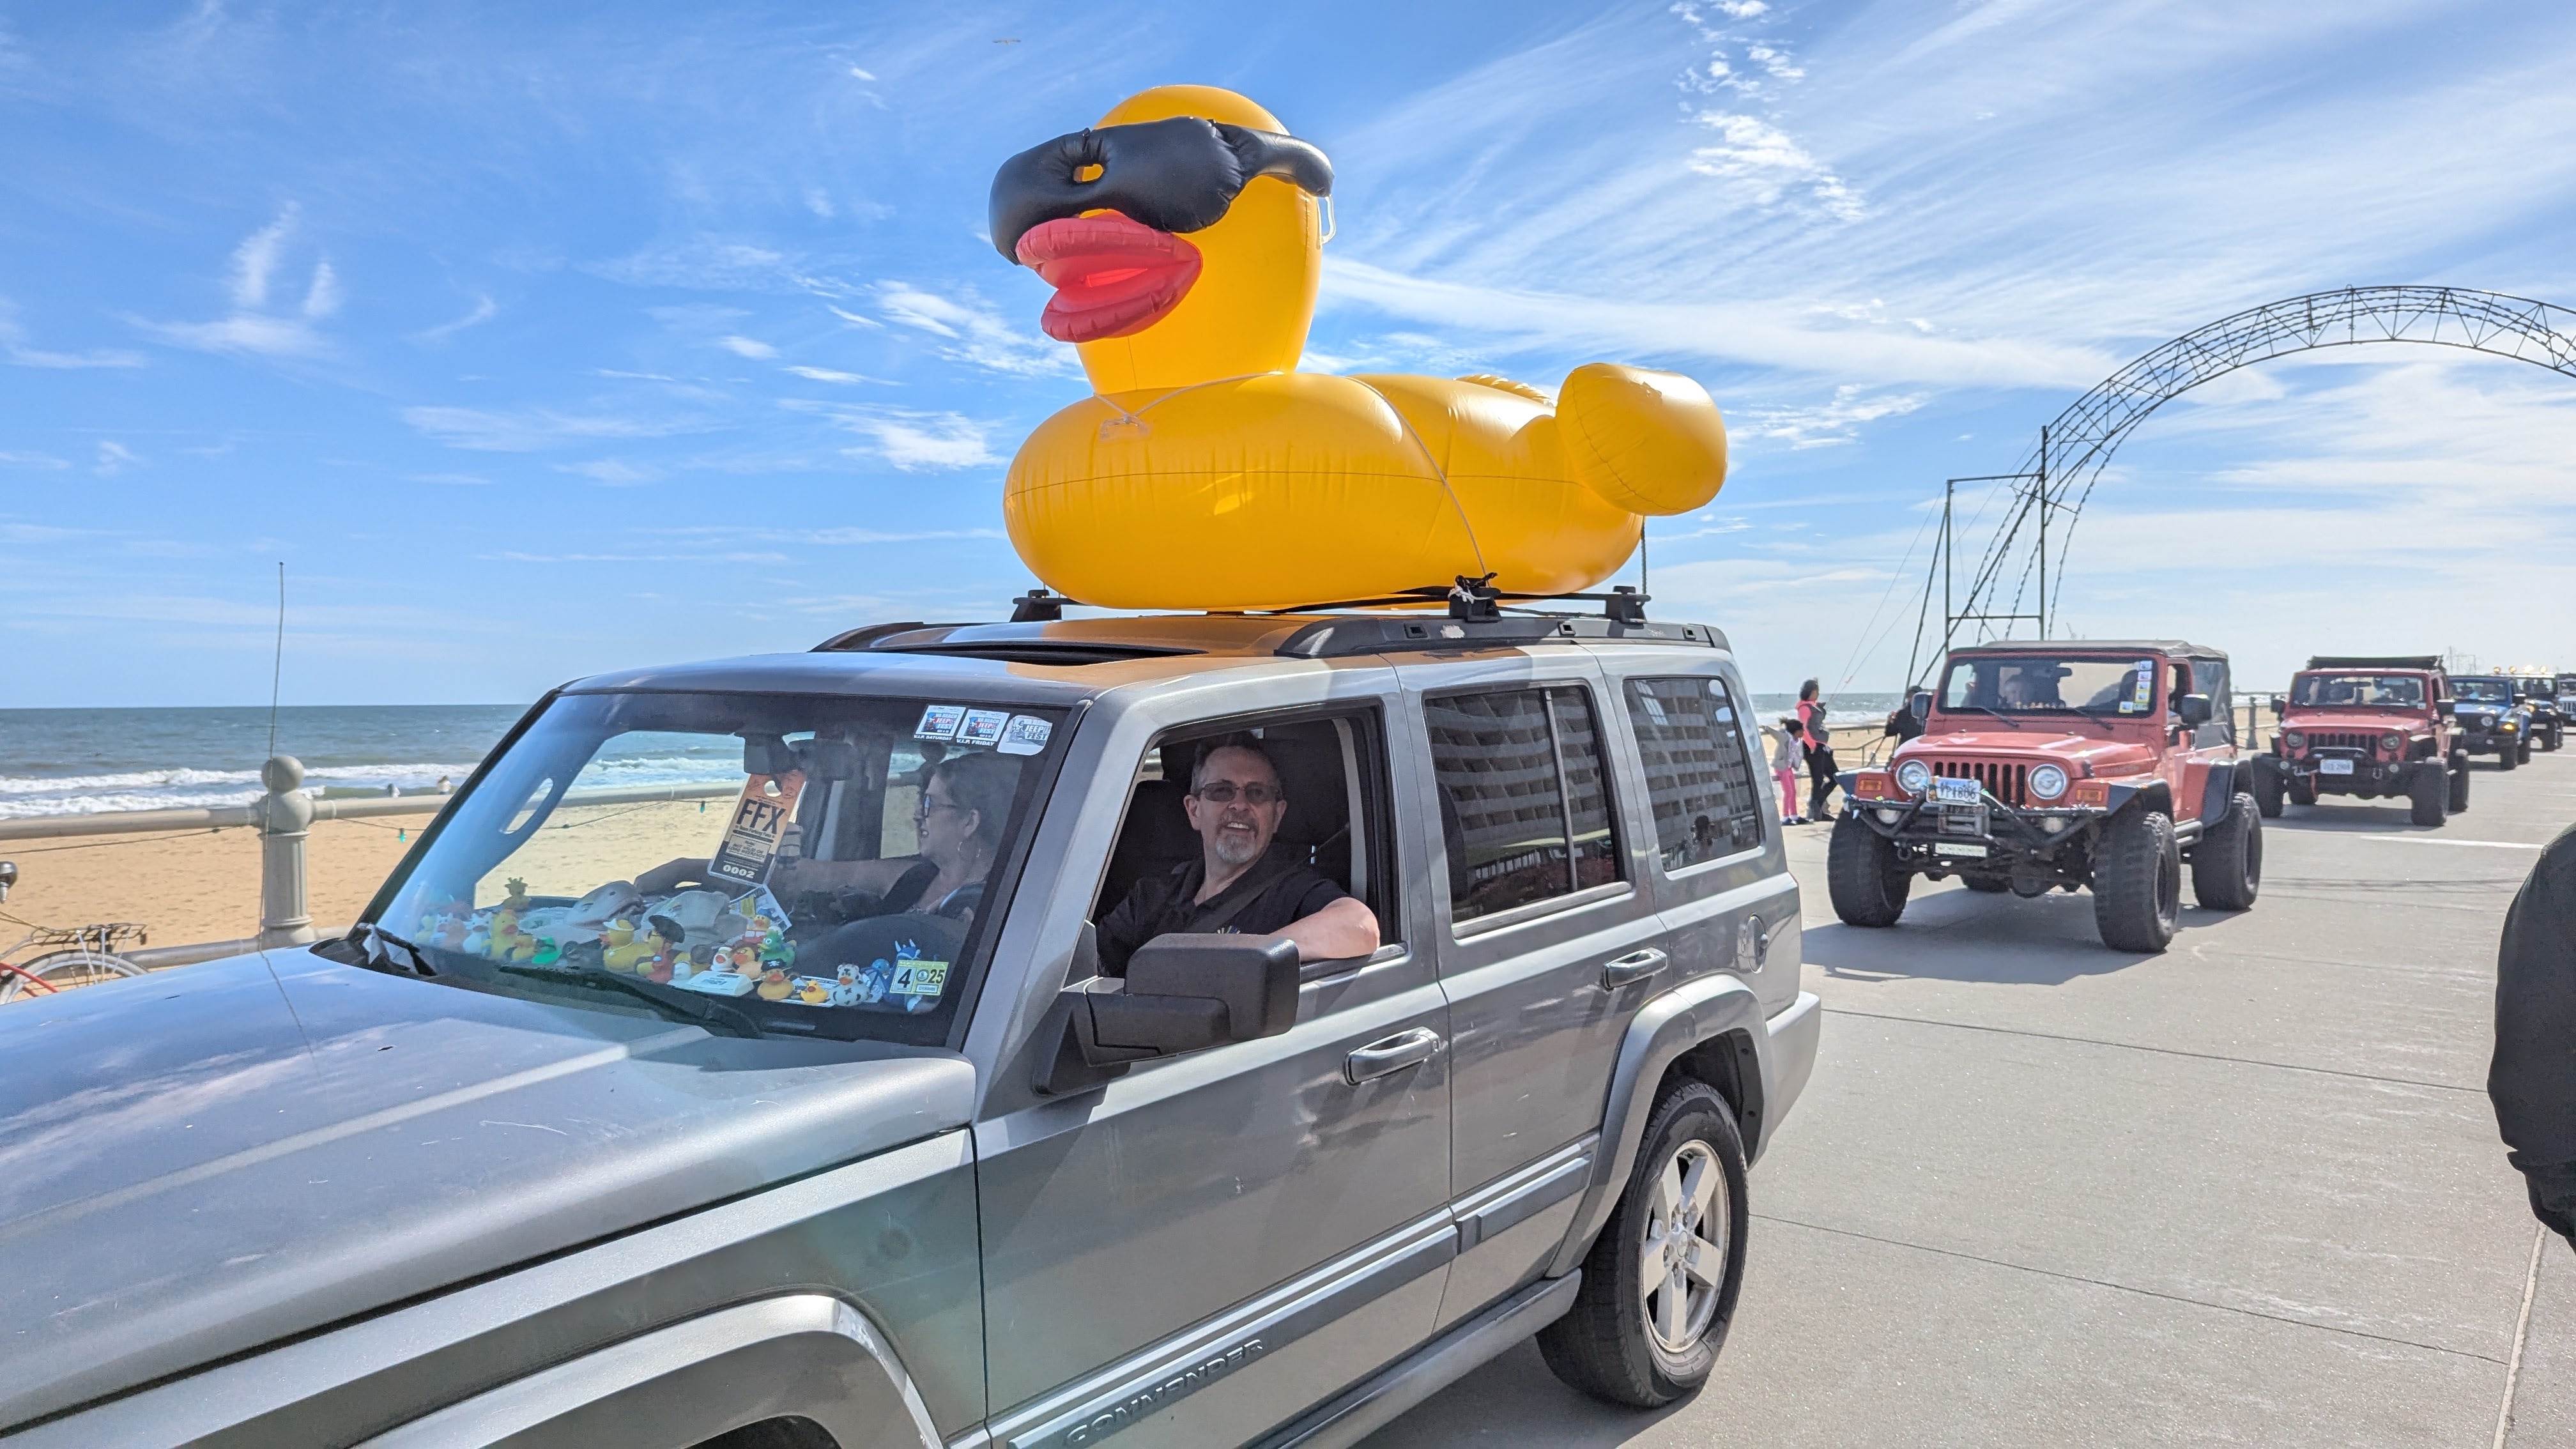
[0,608,1819,1448]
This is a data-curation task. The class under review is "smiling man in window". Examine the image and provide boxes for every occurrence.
[1098,735,1379,975]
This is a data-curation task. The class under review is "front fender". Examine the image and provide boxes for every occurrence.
[1543,972,1770,1279]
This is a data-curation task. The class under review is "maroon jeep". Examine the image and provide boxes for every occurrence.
[1830,640,2258,953]
[2254,654,2466,827]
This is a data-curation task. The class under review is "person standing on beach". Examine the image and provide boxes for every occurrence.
[1797,679,1839,823]
[1767,716,1805,825]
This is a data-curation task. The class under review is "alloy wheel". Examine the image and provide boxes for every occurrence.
[1641,1139,1731,1356]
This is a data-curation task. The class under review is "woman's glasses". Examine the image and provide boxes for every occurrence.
[915,797,968,823]
[1192,781,1282,806]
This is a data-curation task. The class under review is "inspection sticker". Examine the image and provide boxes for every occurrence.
[958,709,1009,747]
[996,714,1054,756]
[891,959,950,997]
[914,705,965,740]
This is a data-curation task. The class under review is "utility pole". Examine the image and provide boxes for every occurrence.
[2035,425,2050,640]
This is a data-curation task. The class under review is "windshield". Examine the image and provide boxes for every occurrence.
[375,689,1065,1045]
[1939,656,2158,716]
[2455,679,2511,703]
[2289,673,2426,708]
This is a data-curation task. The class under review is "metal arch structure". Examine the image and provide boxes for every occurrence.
[1914,286,2576,681]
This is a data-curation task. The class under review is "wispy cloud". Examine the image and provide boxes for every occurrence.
[799,403,997,470]
[0,300,143,369]
[875,282,1070,376]
[400,404,718,452]
[92,441,141,476]
[587,237,860,299]
[134,208,337,358]
[1685,112,1864,220]
[0,450,72,470]
[1739,385,1928,448]
[554,458,661,485]
[412,295,496,344]
[782,364,885,384]
[717,334,776,359]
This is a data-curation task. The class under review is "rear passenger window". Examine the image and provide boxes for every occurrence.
[1624,677,1765,870]
[1425,686,1623,925]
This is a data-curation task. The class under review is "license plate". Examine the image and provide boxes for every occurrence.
[1931,776,1982,804]
[1935,842,1988,858]
[2319,758,2355,776]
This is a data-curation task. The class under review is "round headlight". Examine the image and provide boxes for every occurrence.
[2380,732,2404,752]
[2283,730,2306,748]
[2028,764,2069,799]
[1895,760,1933,795]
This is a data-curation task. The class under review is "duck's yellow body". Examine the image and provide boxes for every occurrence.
[999,86,1727,612]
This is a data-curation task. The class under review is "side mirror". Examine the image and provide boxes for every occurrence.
[2175,694,2213,728]
[1909,690,1934,723]
[2439,699,2457,717]
[2269,698,2286,718]
[1036,933,1301,1096]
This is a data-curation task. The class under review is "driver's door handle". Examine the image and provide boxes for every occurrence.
[1344,1027,1442,1084]
[1600,947,1667,989]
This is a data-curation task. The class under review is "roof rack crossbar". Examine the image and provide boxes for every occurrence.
[1264,578,1650,624]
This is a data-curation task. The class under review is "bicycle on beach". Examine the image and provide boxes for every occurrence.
[0,860,147,1004]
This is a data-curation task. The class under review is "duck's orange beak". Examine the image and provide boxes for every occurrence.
[1015,213,1203,344]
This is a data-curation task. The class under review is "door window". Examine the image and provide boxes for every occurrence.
[2190,659,2233,746]
[1623,676,1765,870]
[1425,686,1623,924]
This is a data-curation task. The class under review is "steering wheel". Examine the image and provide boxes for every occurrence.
[933,882,985,920]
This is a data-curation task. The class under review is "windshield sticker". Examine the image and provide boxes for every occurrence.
[891,954,950,1000]
[2120,661,2152,713]
[958,709,1009,747]
[997,714,1054,756]
[914,704,965,740]
[708,771,806,886]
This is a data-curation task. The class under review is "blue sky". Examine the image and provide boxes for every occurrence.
[4,0,2575,707]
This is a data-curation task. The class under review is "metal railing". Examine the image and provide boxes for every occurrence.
[2,756,735,969]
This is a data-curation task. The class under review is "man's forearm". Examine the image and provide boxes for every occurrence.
[1281,898,1381,962]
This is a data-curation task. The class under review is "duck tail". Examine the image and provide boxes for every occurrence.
[1558,362,1728,516]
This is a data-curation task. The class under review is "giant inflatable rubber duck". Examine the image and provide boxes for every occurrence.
[991,85,1728,611]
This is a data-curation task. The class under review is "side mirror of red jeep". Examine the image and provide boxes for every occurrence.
[2176,693,2213,728]
[2437,699,2457,718]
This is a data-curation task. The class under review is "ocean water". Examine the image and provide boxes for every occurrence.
[0,691,1903,820]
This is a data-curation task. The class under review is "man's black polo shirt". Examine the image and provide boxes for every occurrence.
[1098,847,1346,975]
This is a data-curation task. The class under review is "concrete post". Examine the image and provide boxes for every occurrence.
[255,755,316,948]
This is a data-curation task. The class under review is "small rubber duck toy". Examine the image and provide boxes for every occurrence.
[759,928,794,969]
[501,877,533,914]
[758,969,796,1002]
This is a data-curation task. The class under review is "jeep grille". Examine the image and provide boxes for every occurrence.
[1930,760,2030,808]
[2306,731,2380,754]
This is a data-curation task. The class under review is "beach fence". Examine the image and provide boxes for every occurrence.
[0,756,734,970]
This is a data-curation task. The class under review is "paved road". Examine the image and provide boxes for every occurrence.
[1368,751,2576,1447]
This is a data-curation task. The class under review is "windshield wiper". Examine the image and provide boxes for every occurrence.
[498,961,763,1039]
[1950,703,2026,728]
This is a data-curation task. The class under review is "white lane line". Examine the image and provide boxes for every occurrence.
[2354,836,2544,849]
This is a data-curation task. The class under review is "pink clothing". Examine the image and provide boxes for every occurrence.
[1773,765,1799,818]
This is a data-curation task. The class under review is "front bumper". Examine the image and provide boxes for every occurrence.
[2273,753,2413,792]
[1843,791,2104,866]
[2458,727,2519,753]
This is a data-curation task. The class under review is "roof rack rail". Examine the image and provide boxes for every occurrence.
[1267,574,1652,625]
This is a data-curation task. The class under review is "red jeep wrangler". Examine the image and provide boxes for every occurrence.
[1830,640,2258,953]
[2254,655,2467,827]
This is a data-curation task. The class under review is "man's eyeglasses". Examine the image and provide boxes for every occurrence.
[1192,781,1282,806]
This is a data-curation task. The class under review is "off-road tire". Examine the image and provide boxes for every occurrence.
[2407,762,2448,828]
[2449,760,2472,814]
[1827,815,1912,927]
[2286,773,2317,806]
[2499,743,2519,772]
[2545,727,2563,753]
[2519,740,2534,765]
[1539,1082,1749,1407]
[1962,876,2010,893]
[2251,759,2284,818]
[2092,808,2181,952]
[2190,792,2262,910]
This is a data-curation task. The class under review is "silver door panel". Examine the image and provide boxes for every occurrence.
[1436,1136,1595,1329]
[986,1211,1457,1449]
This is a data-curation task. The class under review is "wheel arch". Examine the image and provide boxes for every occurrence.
[1545,972,1770,1278]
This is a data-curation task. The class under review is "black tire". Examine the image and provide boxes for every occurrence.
[2190,793,2262,910]
[1540,1082,1750,1407]
[2519,740,2534,765]
[1826,815,1911,927]
[2407,762,2448,828]
[2092,808,2181,952]
[2450,759,2471,814]
[2251,759,2284,818]
[2545,727,2563,753]
[2499,744,2519,772]
[2286,773,2317,806]
[1961,876,2010,893]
